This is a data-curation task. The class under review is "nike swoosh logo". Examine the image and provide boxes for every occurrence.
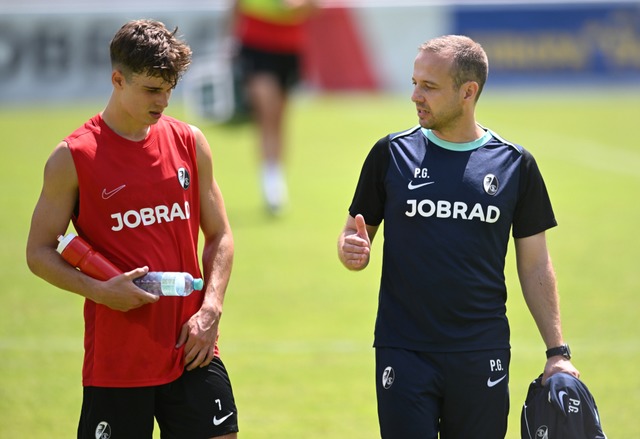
[558,390,568,412]
[487,374,507,388]
[407,181,435,190]
[101,184,126,200]
[213,412,234,426]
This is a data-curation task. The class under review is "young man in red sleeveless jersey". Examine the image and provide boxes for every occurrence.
[27,19,238,439]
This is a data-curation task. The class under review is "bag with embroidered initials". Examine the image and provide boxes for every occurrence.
[521,372,606,439]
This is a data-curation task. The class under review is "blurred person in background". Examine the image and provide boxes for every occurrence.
[337,35,579,439]
[26,19,238,439]
[231,0,318,215]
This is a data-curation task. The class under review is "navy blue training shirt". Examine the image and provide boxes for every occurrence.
[349,126,557,352]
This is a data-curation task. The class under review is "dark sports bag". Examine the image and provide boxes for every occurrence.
[521,373,606,439]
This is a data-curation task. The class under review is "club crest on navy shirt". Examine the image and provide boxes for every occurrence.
[483,174,499,196]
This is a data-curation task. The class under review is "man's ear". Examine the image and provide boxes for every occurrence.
[462,81,479,102]
[112,69,125,89]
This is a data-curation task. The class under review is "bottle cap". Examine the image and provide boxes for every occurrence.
[56,233,77,254]
[193,278,204,291]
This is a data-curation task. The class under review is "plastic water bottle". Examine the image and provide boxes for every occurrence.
[133,272,204,297]
[57,233,203,297]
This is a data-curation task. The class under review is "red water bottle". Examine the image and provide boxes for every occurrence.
[56,233,123,280]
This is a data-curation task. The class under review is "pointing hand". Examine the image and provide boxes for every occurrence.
[339,214,371,271]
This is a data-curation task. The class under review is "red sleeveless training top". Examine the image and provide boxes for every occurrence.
[66,114,206,387]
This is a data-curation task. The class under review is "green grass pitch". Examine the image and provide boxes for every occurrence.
[1,88,638,438]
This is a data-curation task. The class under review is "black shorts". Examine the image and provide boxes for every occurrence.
[78,356,238,439]
[238,44,301,92]
[375,347,510,439]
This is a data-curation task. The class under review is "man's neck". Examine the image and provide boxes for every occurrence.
[101,102,150,142]
[430,122,484,144]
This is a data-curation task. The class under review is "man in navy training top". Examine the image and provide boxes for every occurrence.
[337,34,580,439]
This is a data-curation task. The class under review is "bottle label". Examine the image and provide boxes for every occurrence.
[161,272,186,296]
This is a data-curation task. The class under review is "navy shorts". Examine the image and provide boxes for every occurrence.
[376,347,510,439]
[78,356,238,439]
[238,44,301,92]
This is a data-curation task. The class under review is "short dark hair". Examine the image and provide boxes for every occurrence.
[110,19,192,88]
[419,35,488,100]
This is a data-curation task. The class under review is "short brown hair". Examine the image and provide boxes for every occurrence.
[419,35,488,100]
[110,19,192,88]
